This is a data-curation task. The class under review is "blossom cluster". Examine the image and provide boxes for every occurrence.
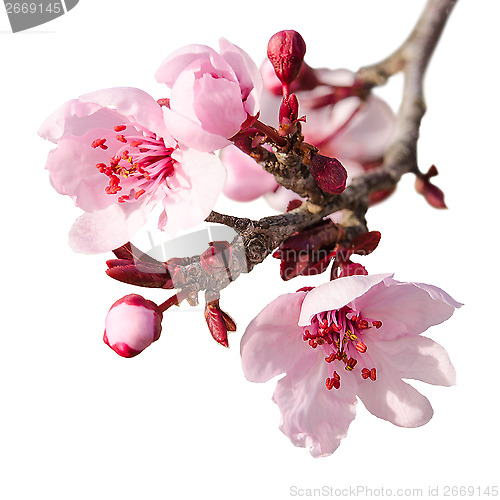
[41,30,460,457]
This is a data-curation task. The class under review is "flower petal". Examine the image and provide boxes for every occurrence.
[155,44,236,88]
[38,99,103,142]
[354,277,462,340]
[221,145,278,201]
[45,127,121,212]
[273,355,358,457]
[240,292,312,383]
[80,87,171,142]
[356,343,434,427]
[368,335,456,386]
[219,38,263,115]
[159,148,226,234]
[298,274,392,326]
[330,96,395,163]
[69,201,153,254]
[192,73,247,137]
[163,107,231,152]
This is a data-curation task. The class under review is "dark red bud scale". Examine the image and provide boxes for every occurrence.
[267,30,306,92]
[415,165,447,209]
[309,154,347,195]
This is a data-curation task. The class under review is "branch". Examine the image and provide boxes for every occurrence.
[118,0,458,297]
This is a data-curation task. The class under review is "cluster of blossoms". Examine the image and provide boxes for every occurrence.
[41,29,459,456]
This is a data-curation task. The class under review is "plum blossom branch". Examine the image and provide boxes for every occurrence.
[199,0,458,278]
[117,0,458,296]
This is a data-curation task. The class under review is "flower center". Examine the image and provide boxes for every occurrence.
[92,123,176,203]
[302,306,382,390]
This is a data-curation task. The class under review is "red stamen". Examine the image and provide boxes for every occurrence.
[114,125,127,132]
[134,189,146,200]
[325,352,336,363]
[96,163,106,172]
[357,319,369,330]
[372,320,382,329]
[362,368,370,379]
[355,341,367,353]
[118,195,129,203]
[370,368,377,381]
[130,140,143,148]
[116,134,127,143]
[345,358,357,371]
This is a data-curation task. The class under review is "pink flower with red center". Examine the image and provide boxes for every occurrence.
[222,64,395,210]
[104,294,163,358]
[155,39,263,153]
[240,274,461,457]
[39,87,226,253]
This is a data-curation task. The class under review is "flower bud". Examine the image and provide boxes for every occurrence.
[103,294,163,358]
[267,30,306,91]
[308,154,347,195]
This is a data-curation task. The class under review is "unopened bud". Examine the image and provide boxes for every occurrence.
[103,294,162,358]
[205,300,236,347]
[279,93,299,124]
[267,30,306,91]
[309,154,347,195]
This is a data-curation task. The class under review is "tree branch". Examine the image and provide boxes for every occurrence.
[120,0,459,297]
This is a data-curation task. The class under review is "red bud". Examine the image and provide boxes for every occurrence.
[309,154,347,195]
[267,30,306,90]
[205,300,234,347]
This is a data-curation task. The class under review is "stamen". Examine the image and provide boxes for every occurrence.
[114,125,127,132]
[303,305,382,389]
[355,341,367,353]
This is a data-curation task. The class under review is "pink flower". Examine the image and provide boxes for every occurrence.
[155,39,263,152]
[39,87,226,253]
[222,64,395,210]
[240,274,461,457]
[103,294,163,358]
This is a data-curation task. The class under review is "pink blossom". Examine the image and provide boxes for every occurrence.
[104,294,163,358]
[39,87,226,253]
[240,274,461,457]
[155,39,263,153]
[221,64,395,209]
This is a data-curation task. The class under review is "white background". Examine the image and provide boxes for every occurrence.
[1,1,499,499]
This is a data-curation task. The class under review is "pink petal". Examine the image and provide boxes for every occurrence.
[369,335,456,386]
[221,145,278,201]
[219,38,263,116]
[80,87,171,143]
[264,186,304,212]
[298,274,392,326]
[354,278,462,340]
[329,96,395,162]
[38,99,102,142]
[163,107,231,152]
[302,96,360,146]
[356,347,434,428]
[105,302,159,351]
[69,201,153,254]
[273,355,358,457]
[45,126,122,212]
[159,148,226,234]
[192,74,247,136]
[155,44,236,88]
[240,292,311,383]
